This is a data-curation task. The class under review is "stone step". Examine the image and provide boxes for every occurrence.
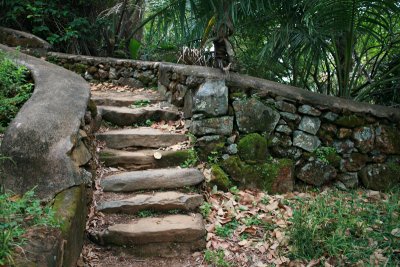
[97,191,204,214]
[96,127,187,149]
[91,91,165,107]
[99,148,194,170]
[98,105,180,126]
[101,168,204,192]
[98,214,206,257]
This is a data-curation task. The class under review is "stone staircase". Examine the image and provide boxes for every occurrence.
[89,88,206,258]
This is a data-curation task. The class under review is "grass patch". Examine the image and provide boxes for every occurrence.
[288,188,400,265]
[215,219,239,238]
[0,188,59,265]
[0,51,33,132]
[204,249,230,267]
[129,99,151,108]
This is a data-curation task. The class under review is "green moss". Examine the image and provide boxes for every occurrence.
[87,99,97,117]
[163,150,194,166]
[313,146,341,167]
[210,164,231,191]
[238,133,268,162]
[73,63,88,74]
[221,156,292,192]
[197,141,225,161]
[335,115,366,128]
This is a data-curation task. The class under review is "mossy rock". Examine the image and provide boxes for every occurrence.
[238,133,269,163]
[335,115,366,128]
[209,164,232,191]
[195,135,225,161]
[52,184,87,267]
[360,163,400,191]
[73,63,88,74]
[221,156,293,193]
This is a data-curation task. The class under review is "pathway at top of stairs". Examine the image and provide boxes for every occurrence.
[82,83,206,267]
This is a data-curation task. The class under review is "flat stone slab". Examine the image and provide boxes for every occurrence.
[97,191,204,213]
[91,91,165,107]
[99,148,193,170]
[96,127,187,149]
[101,168,204,192]
[98,106,180,126]
[102,214,205,245]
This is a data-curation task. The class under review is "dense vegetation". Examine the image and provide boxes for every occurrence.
[0,51,33,133]
[1,1,399,106]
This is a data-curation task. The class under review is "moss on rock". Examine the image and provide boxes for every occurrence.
[210,164,231,191]
[238,133,269,163]
[335,115,366,128]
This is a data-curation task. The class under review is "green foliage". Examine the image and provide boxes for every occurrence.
[129,99,151,108]
[180,148,198,168]
[128,38,141,60]
[0,51,33,131]
[207,151,220,164]
[199,202,212,218]
[204,249,230,267]
[0,188,59,265]
[314,146,338,165]
[137,209,154,218]
[215,220,239,238]
[288,188,400,265]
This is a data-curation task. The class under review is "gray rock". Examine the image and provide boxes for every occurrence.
[109,67,117,79]
[333,139,355,154]
[227,135,236,144]
[298,105,321,116]
[233,98,280,134]
[334,181,348,191]
[117,77,144,88]
[193,79,228,116]
[271,146,302,159]
[186,75,205,88]
[298,116,321,135]
[183,88,193,118]
[297,161,337,186]
[227,144,238,155]
[360,163,400,191]
[84,71,93,80]
[98,69,109,79]
[353,127,375,153]
[322,111,339,122]
[293,130,321,152]
[275,100,296,113]
[280,112,300,122]
[191,116,233,136]
[276,125,292,135]
[337,172,358,189]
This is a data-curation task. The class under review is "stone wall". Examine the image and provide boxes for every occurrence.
[46,52,400,192]
[0,45,95,267]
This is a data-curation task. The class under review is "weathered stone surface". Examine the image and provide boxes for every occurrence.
[221,156,294,193]
[293,131,321,152]
[337,172,359,189]
[353,126,375,153]
[271,134,292,147]
[210,164,232,191]
[275,100,296,113]
[333,139,355,154]
[233,98,280,134]
[116,77,144,87]
[101,168,204,191]
[190,116,233,136]
[172,84,188,106]
[52,185,87,267]
[375,125,400,154]
[98,106,180,126]
[195,135,225,160]
[101,214,205,245]
[91,91,165,107]
[0,45,90,199]
[96,128,187,149]
[335,115,366,128]
[13,227,63,267]
[297,161,337,186]
[271,146,302,160]
[226,144,238,155]
[318,123,337,145]
[97,192,204,213]
[0,26,51,50]
[238,133,269,162]
[100,149,194,170]
[341,153,368,172]
[298,116,321,135]
[360,163,400,191]
[276,125,292,135]
[70,139,92,166]
[183,87,194,118]
[186,75,205,88]
[298,105,321,116]
[193,79,228,116]
[338,128,352,139]
[322,112,339,122]
[280,112,300,122]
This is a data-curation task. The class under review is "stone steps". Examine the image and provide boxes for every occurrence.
[99,148,193,170]
[98,105,180,126]
[97,214,206,257]
[97,191,204,214]
[92,91,165,107]
[101,168,204,192]
[96,127,187,149]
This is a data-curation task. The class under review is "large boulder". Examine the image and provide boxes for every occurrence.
[233,98,280,134]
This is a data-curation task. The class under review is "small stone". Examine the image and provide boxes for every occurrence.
[227,144,238,155]
[271,146,302,160]
[278,119,287,125]
[297,160,337,186]
[87,66,97,74]
[337,172,358,189]
[280,112,300,122]
[322,112,339,122]
[338,128,352,139]
[276,125,292,135]
[298,105,321,116]
[190,116,233,136]
[275,100,297,113]
[109,67,117,79]
[221,154,230,160]
[298,116,321,135]
[227,135,236,144]
[353,127,375,153]
[333,139,355,154]
[293,131,321,152]
[334,181,348,191]
[84,71,93,80]
[98,69,109,79]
